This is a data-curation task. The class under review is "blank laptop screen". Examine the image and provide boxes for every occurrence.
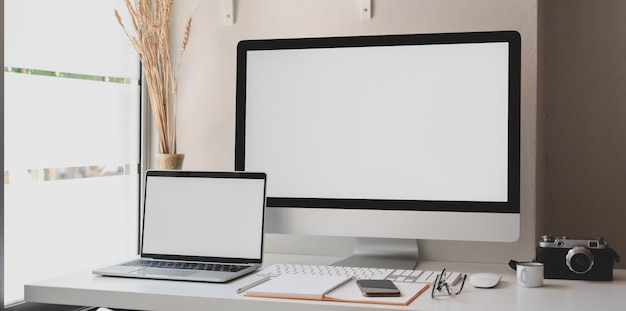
[141,173,266,260]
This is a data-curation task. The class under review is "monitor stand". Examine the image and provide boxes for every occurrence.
[332,237,419,270]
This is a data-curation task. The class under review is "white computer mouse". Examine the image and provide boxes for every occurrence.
[469,273,502,288]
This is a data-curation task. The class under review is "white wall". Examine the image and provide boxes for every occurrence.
[169,0,538,264]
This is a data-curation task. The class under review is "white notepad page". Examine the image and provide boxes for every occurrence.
[244,274,352,300]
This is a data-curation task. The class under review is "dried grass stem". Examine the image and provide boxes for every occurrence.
[115,0,191,154]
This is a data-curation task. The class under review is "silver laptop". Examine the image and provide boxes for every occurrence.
[93,170,266,283]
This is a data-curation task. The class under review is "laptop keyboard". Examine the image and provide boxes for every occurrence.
[124,259,249,272]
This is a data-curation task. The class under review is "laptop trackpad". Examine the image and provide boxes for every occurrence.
[137,268,196,277]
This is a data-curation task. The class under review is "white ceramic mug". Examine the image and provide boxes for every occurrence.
[517,262,544,288]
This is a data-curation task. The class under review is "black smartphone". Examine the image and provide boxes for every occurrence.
[356,279,401,297]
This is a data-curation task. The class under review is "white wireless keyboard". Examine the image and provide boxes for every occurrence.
[257,263,462,285]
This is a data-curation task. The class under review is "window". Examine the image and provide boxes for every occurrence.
[4,0,141,305]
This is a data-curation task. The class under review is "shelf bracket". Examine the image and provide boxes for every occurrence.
[223,0,235,25]
[361,0,372,19]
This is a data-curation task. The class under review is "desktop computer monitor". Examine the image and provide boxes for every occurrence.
[235,31,521,269]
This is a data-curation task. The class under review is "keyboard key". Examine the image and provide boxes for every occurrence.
[445,272,461,286]
[411,270,423,277]
[425,272,439,283]
[416,271,433,283]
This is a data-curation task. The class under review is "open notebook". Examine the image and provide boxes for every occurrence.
[244,274,429,306]
[93,170,267,283]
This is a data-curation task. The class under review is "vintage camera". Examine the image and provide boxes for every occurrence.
[536,235,620,281]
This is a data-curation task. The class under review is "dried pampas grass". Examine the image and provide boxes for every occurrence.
[115,0,192,154]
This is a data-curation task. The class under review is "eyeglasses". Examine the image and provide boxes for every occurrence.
[431,268,467,298]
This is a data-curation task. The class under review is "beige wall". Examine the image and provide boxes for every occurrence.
[538,0,626,269]
[169,0,538,264]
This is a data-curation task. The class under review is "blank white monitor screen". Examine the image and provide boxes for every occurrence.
[235,32,520,243]
[246,43,508,202]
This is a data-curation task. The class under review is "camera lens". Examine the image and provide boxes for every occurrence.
[566,246,594,274]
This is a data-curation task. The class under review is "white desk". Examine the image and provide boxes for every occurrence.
[25,254,626,311]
